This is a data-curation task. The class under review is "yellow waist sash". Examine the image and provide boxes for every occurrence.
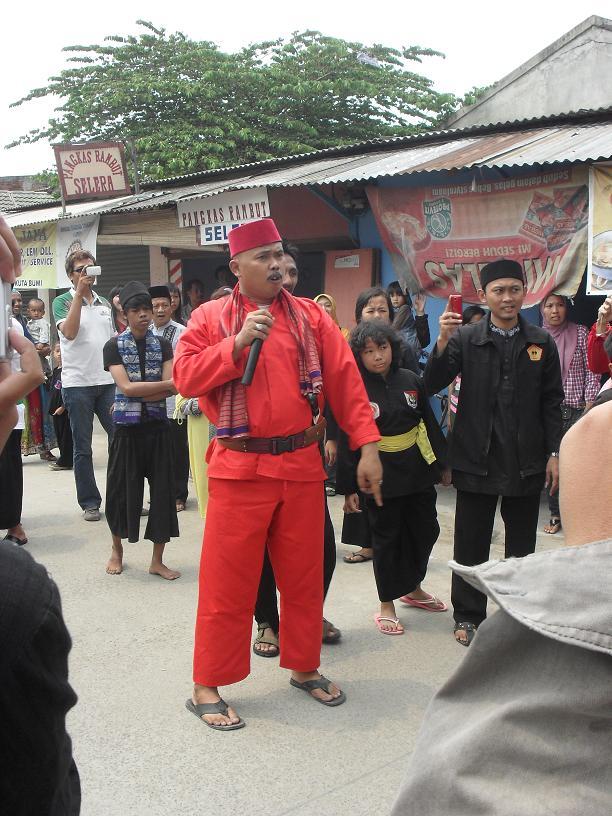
[378,420,436,464]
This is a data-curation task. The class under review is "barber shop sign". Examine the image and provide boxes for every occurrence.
[177,187,271,245]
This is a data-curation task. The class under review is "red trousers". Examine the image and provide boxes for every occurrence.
[193,477,324,687]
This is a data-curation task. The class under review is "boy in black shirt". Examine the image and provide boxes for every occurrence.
[102,281,180,579]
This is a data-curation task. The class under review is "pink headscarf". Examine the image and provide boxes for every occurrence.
[541,295,578,384]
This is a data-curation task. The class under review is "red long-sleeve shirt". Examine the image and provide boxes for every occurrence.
[173,294,380,481]
[587,322,611,375]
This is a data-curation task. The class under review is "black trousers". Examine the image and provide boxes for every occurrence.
[367,488,440,602]
[0,430,23,530]
[52,412,73,469]
[169,418,189,503]
[548,406,582,519]
[341,491,372,548]
[254,493,336,632]
[105,423,179,544]
[452,489,541,626]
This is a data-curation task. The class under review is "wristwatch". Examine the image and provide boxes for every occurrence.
[549,452,559,458]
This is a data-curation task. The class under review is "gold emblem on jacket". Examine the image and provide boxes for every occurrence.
[527,344,543,361]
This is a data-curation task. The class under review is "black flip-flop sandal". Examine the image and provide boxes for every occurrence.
[289,675,346,706]
[185,699,245,730]
[454,622,477,647]
[343,552,372,564]
[543,517,562,534]
[322,618,342,644]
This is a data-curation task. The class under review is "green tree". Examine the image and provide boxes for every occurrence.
[9,22,456,181]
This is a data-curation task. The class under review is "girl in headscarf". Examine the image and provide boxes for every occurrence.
[314,293,350,339]
[540,294,600,534]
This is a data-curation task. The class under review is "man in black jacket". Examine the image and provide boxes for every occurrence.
[424,259,564,645]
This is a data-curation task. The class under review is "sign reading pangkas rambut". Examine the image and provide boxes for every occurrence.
[367,167,589,306]
[176,187,270,245]
[53,141,131,201]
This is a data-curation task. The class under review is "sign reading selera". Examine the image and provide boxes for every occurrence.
[53,141,131,201]
[176,187,270,245]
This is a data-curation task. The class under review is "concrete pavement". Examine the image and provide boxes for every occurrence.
[16,424,564,816]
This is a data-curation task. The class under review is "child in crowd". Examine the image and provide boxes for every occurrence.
[26,298,51,378]
[338,320,450,634]
[48,342,73,471]
[102,281,180,580]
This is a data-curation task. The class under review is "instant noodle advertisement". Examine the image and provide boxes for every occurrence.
[367,167,588,306]
[588,164,612,295]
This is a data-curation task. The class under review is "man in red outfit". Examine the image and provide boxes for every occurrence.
[174,218,382,730]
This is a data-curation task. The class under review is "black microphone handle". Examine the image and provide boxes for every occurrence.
[241,338,263,386]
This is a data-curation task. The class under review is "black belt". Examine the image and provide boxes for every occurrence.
[217,418,326,455]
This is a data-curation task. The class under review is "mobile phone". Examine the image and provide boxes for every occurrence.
[449,294,462,315]
[0,282,12,360]
[85,265,101,277]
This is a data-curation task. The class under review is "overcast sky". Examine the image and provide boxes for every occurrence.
[2,2,611,176]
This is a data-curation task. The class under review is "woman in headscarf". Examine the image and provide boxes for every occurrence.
[540,294,600,533]
[313,293,350,339]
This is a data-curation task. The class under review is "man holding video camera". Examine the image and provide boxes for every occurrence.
[53,250,115,521]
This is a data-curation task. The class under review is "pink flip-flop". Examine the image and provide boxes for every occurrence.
[399,594,448,612]
[374,614,404,635]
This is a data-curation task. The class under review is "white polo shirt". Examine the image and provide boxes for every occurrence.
[52,288,114,388]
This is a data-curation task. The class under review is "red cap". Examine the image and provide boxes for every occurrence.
[228,218,282,258]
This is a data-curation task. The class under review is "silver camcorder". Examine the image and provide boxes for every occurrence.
[85,265,102,277]
[0,282,12,361]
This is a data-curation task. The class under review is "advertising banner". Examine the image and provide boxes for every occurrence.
[587,164,612,295]
[176,187,270,245]
[54,141,131,201]
[14,222,57,289]
[367,167,589,306]
[14,216,99,289]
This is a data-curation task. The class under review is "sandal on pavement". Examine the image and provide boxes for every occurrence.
[252,623,279,658]
[3,534,28,547]
[454,622,477,647]
[543,517,562,534]
[322,618,342,644]
[185,699,245,731]
[289,675,346,706]
[400,593,448,612]
[343,551,373,564]
[374,614,404,635]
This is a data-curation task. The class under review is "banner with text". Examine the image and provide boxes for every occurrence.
[367,167,589,306]
[176,187,270,245]
[15,216,99,289]
[587,164,612,295]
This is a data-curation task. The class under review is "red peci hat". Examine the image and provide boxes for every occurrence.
[228,218,282,258]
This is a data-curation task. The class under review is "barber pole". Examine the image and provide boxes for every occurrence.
[169,260,183,292]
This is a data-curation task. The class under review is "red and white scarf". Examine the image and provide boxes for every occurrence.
[216,286,322,438]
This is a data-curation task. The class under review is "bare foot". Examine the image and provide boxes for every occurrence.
[291,670,343,703]
[193,684,240,727]
[106,542,123,575]
[149,563,181,580]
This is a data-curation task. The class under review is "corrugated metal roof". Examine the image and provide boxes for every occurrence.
[0,189,57,211]
[6,116,612,228]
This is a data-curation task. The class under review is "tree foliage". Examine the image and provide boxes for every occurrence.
[9,21,458,181]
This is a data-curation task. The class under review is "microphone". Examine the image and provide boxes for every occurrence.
[241,338,263,386]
